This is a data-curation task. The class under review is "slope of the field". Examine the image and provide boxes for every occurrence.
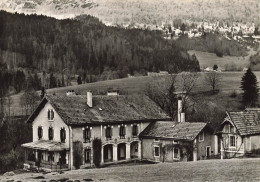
[1,158,260,181]
[10,72,260,116]
[189,47,258,70]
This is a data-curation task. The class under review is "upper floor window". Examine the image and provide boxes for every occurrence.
[48,109,54,121]
[60,128,66,143]
[83,127,91,143]
[230,125,235,133]
[106,126,112,139]
[132,124,138,137]
[119,125,126,139]
[199,131,204,142]
[38,126,43,140]
[230,136,236,147]
[49,127,54,140]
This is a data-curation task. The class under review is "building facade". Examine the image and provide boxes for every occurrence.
[22,92,170,171]
[218,109,260,159]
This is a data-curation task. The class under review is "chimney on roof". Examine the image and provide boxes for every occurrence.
[181,112,185,123]
[178,97,182,122]
[87,91,93,108]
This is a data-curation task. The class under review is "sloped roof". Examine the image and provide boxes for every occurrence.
[139,121,207,141]
[27,94,170,126]
[21,140,69,151]
[227,111,260,136]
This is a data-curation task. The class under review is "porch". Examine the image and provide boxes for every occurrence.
[22,140,70,172]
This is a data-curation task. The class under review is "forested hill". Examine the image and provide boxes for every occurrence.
[0,11,199,80]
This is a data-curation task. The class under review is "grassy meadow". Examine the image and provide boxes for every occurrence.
[188,50,254,70]
[1,158,260,182]
[9,71,260,116]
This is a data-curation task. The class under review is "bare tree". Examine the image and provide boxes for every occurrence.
[145,72,198,120]
[176,72,198,114]
[204,72,221,93]
[145,74,177,119]
[20,89,40,116]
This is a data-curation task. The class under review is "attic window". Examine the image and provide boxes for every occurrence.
[48,109,54,121]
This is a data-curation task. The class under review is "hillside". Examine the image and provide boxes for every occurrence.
[9,71,260,116]
[1,0,259,25]
[0,11,199,79]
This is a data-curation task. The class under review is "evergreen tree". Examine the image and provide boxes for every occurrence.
[40,87,46,99]
[240,69,259,107]
[77,76,82,85]
[49,73,57,88]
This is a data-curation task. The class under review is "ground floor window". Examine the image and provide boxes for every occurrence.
[154,146,160,157]
[230,136,236,147]
[173,148,179,159]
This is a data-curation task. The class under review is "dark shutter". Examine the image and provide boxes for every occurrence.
[110,127,112,138]
[48,110,50,120]
[83,128,86,142]
[123,126,125,135]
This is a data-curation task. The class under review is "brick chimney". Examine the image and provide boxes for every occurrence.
[87,91,93,108]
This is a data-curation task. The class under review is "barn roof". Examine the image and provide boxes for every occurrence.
[27,94,170,126]
[139,121,207,141]
[226,111,260,136]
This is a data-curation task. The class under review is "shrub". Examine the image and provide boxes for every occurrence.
[73,141,83,169]
[92,138,102,168]
[230,90,237,98]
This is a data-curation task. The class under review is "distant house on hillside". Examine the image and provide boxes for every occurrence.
[139,98,218,162]
[218,108,260,159]
[21,92,170,171]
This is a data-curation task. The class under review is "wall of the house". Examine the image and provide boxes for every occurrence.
[221,122,244,158]
[71,121,150,167]
[142,138,181,162]
[196,130,217,160]
[32,102,69,146]
[247,135,260,151]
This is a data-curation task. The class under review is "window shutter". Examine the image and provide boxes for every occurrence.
[83,129,86,141]
[60,129,62,141]
[51,110,54,120]
[88,129,91,139]
[123,127,125,135]
[48,110,50,120]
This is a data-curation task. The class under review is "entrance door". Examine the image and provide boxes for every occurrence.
[85,149,91,163]
[206,146,211,158]
[117,143,126,160]
[60,151,66,165]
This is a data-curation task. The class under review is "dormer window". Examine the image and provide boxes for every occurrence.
[106,126,112,140]
[132,124,138,137]
[83,127,91,143]
[48,109,54,121]
[60,128,66,143]
[38,126,43,140]
[49,127,54,140]
[119,125,126,139]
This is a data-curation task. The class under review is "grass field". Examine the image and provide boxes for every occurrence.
[1,158,260,182]
[9,71,260,116]
[188,50,254,70]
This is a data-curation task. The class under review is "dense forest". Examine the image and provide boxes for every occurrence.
[0,11,199,81]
